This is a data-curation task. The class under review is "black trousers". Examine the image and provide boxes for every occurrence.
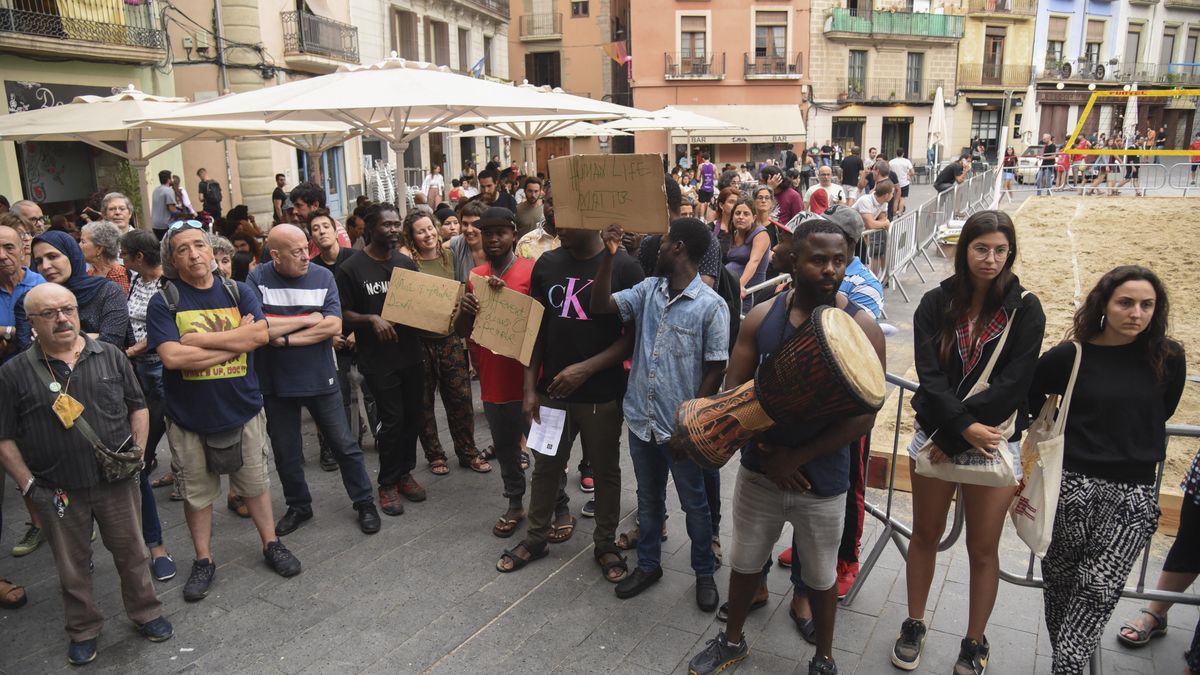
[362,362,425,487]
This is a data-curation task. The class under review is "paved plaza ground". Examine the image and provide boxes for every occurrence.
[1,179,1197,674]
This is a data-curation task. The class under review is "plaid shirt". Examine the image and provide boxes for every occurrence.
[956,308,1009,378]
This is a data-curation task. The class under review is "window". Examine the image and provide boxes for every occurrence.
[848,50,867,96]
[483,35,493,75]
[1046,16,1067,67]
[457,28,470,71]
[391,10,419,61]
[1125,28,1141,64]
[428,20,450,67]
[525,52,561,88]
[571,1,589,17]
[983,27,1005,83]
[1161,28,1177,66]
[680,16,706,59]
[906,53,924,99]
[1084,19,1104,65]
[755,11,787,60]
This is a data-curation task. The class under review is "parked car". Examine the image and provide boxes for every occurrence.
[1016,144,1044,184]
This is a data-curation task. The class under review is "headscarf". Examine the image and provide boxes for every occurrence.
[31,230,115,307]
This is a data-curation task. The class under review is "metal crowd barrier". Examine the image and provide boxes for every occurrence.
[844,373,1200,675]
[1000,161,1170,198]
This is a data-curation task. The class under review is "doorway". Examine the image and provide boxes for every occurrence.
[296,146,346,218]
[832,117,865,156]
[881,117,912,159]
[535,137,569,176]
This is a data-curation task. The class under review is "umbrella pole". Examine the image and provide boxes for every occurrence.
[522,139,535,176]
[129,131,152,230]
[390,141,410,216]
[307,151,322,184]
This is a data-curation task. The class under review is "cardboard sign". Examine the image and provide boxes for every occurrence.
[381,267,463,334]
[548,153,668,233]
[469,272,544,366]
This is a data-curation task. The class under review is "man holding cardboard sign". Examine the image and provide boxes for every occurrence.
[548,154,669,234]
[455,207,572,546]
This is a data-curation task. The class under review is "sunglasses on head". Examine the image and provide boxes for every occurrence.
[168,219,204,232]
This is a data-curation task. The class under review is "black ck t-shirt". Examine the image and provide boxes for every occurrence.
[335,249,422,375]
[529,248,644,403]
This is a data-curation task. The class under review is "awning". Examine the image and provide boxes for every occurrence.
[668,104,805,144]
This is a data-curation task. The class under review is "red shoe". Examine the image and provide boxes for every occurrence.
[379,485,404,516]
[579,475,595,493]
[836,560,859,598]
[398,474,427,502]
[777,547,793,567]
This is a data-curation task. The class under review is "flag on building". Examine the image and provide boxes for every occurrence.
[471,57,485,78]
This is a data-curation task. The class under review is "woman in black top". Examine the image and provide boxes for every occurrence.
[1030,266,1185,674]
[894,211,1045,675]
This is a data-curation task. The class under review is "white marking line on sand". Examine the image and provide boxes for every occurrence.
[1068,201,1084,307]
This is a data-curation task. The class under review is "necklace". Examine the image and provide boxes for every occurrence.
[42,349,78,394]
[491,253,517,279]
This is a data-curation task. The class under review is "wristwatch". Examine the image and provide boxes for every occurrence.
[20,476,34,496]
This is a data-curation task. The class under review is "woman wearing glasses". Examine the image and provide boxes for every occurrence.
[17,230,131,351]
[892,211,1045,675]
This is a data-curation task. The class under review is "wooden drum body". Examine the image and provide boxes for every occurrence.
[672,305,886,469]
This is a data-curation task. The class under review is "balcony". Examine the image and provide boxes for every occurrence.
[459,0,509,20]
[282,11,359,72]
[833,78,948,105]
[825,8,964,43]
[519,13,561,42]
[0,0,165,64]
[665,52,725,80]
[744,52,803,79]
[958,63,1034,88]
[965,0,1037,17]
[1165,0,1200,8]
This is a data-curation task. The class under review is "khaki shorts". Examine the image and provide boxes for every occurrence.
[167,410,271,510]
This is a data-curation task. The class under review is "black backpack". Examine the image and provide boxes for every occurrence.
[158,276,240,313]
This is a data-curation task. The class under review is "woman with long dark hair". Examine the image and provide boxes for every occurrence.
[723,197,771,310]
[709,186,740,241]
[894,211,1045,675]
[1031,266,1185,674]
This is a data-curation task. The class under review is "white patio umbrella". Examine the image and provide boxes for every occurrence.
[454,121,629,165]
[0,86,359,225]
[1018,82,1039,146]
[140,56,643,214]
[1123,84,1139,141]
[601,106,743,163]
[928,87,948,169]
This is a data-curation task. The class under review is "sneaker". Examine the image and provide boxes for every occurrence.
[264,540,302,578]
[12,523,44,557]
[67,638,97,666]
[891,618,927,671]
[137,616,174,642]
[953,637,989,675]
[777,546,793,568]
[836,560,859,599]
[687,631,749,675]
[150,554,177,582]
[183,559,216,602]
[579,474,595,493]
[808,655,838,674]
[398,474,427,502]
[379,485,404,515]
[319,444,337,472]
[581,499,596,518]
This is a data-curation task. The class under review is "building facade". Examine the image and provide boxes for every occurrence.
[807,0,963,166]
[0,0,179,217]
[628,0,811,166]
[507,0,634,173]
[951,0,1039,160]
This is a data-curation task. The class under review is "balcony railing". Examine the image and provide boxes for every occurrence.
[834,78,947,104]
[1165,0,1200,8]
[282,11,359,64]
[744,52,803,78]
[665,52,725,80]
[460,0,509,20]
[965,0,1037,15]
[958,63,1034,87]
[0,0,164,51]
[518,13,561,41]
[825,8,964,40]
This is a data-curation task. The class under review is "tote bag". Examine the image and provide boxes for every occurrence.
[1010,341,1081,557]
[914,297,1028,487]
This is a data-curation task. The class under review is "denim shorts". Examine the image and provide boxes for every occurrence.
[908,425,1022,482]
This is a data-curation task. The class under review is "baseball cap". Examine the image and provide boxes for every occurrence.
[478,206,516,230]
[822,204,865,244]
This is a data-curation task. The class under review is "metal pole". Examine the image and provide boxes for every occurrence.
[212,0,234,206]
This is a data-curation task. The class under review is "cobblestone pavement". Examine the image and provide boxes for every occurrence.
[2,180,1197,674]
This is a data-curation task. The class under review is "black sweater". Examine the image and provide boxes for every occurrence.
[1028,340,1186,485]
[911,277,1046,456]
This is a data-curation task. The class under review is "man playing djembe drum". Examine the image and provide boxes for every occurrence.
[687,217,886,675]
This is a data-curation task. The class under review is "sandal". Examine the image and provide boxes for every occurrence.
[493,510,525,538]
[519,451,530,471]
[717,586,770,622]
[151,473,175,488]
[169,487,183,502]
[1118,608,1168,648]
[481,445,495,460]
[596,551,629,583]
[226,495,249,517]
[0,577,27,610]
[547,514,577,543]
[615,525,668,550]
[790,607,817,645]
[429,459,450,476]
[712,536,723,564]
[496,542,548,573]
[459,456,492,473]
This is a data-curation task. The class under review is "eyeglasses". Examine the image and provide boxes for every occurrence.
[969,244,1011,261]
[29,305,77,320]
[169,219,204,232]
[30,215,46,223]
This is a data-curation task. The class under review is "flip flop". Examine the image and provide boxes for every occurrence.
[496,543,548,573]
[548,515,577,543]
[493,512,525,538]
[790,607,817,645]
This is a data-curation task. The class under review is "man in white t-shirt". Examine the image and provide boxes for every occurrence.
[804,165,848,206]
[853,180,893,278]
[888,149,914,215]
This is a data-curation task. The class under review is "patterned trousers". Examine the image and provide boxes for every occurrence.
[419,335,479,464]
[1041,470,1160,674]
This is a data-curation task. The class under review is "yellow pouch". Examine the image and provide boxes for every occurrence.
[52,392,85,429]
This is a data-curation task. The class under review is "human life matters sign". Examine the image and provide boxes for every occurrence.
[468,273,544,367]
[381,267,463,335]
[548,154,669,233]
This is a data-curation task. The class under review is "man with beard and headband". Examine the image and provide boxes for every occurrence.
[687,217,885,675]
[590,217,728,610]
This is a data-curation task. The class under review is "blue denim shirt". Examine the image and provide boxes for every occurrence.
[614,274,730,443]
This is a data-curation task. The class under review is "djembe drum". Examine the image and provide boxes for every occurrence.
[673,305,886,469]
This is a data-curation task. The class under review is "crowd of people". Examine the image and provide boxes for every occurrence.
[0,152,1195,675]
